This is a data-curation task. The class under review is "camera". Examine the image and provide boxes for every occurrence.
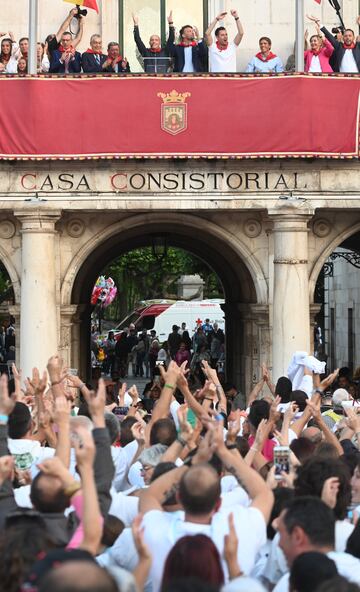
[75,4,87,18]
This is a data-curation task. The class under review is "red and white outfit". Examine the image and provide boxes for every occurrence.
[209,41,237,72]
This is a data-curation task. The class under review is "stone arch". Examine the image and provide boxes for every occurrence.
[0,244,21,304]
[60,212,269,388]
[309,220,360,303]
[61,212,268,307]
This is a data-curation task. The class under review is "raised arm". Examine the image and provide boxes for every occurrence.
[82,378,115,517]
[55,8,78,43]
[73,16,84,49]
[204,12,227,46]
[132,13,147,56]
[166,11,175,49]
[73,427,103,555]
[214,423,274,522]
[230,9,244,46]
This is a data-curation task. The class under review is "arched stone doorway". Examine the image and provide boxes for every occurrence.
[61,213,268,393]
[310,218,360,372]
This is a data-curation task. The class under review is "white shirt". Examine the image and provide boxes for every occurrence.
[340,49,359,73]
[143,505,266,592]
[309,54,322,73]
[109,492,139,527]
[8,438,55,471]
[273,551,360,592]
[182,46,195,72]
[209,41,237,73]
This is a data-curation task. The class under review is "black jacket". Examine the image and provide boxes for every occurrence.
[81,52,108,73]
[134,25,174,73]
[168,41,208,73]
[321,27,360,72]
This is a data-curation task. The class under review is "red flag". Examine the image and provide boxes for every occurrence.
[314,0,321,3]
[63,0,99,13]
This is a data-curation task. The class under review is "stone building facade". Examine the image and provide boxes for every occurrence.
[0,158,359,393]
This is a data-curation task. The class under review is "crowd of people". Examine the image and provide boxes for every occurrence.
[2,346,360,591]
[1,8,360,75]
[93,319,225,383]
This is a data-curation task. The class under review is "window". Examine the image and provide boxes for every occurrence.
[120,0,208,72]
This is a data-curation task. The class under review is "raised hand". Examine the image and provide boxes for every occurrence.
[321,476,340,509]
[230,9,239,19]
[216,12,227,21]
[224,513,242,579]
[177,404,193,443]
[0,374,15,416]
[47,355,66,386]
[29,367,48,397]
[131,420,146,444]
[284,401,299,423]
[83,378,106,420]
[0,455,14,485]
[54,395,71,425]
[306,396,321,421]
[167,10,173,24]
[132,13,139,25]
[306,14,320,24]
[128,384,139,403]
[73,426,96,469]
[132,513,151,562]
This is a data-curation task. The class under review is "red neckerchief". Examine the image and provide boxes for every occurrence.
[216,41,228,51]
[85,48,103,54]
[256,51,277,62]
[343,42,356,50]
[108,54,124,63]
[179,41,197,47]
[311,49,321,56]
[58,44,74,53]
[0,54,10,63]
[149,47,162,53]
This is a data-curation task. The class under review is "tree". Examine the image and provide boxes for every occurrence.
[102,247,223,321]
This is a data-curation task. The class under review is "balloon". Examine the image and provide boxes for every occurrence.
[91,276,118,308]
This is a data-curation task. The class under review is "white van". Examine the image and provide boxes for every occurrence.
[114,299,225,341]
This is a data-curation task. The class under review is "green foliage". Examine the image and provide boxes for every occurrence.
[0,262,13,304]
[102,246,223,321]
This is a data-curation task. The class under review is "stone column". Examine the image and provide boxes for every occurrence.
[269,208,313,380]
[60,304,86,372]
[17,211,60,377]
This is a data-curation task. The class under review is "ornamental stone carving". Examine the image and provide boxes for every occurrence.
[0,220,16,239]
[243,219,262,238]
[66,218,85,238]
[313,218,331,238]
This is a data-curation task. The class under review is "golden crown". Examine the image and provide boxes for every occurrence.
[157,90,191,103]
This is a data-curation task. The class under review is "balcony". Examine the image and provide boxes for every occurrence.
[0,73,359,160]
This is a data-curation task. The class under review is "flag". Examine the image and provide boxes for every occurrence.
[63,0,99,13]
[314,0,321,3]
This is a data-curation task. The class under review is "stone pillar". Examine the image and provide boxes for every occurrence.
[17,212,60,377]
[269,208,313,380]
[60,304,86,372]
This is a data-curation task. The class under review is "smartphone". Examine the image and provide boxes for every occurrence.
[156,361,165,367]
[68,368,78,376]
[113,406,129,416]
[274,446,291,480]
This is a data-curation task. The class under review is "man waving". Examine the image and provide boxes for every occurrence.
[205,9,244,73]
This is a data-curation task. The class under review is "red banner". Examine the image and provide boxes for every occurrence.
[0,74,359,159]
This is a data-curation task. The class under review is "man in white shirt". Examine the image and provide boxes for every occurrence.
[139,424,273,592]
[205,9,244,73]
[273,496,360,591]
[321,25,360,73]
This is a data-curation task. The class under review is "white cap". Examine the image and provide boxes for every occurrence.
[332,388,350,408]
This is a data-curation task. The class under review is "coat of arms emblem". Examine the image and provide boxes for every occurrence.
[157,90,191,135]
